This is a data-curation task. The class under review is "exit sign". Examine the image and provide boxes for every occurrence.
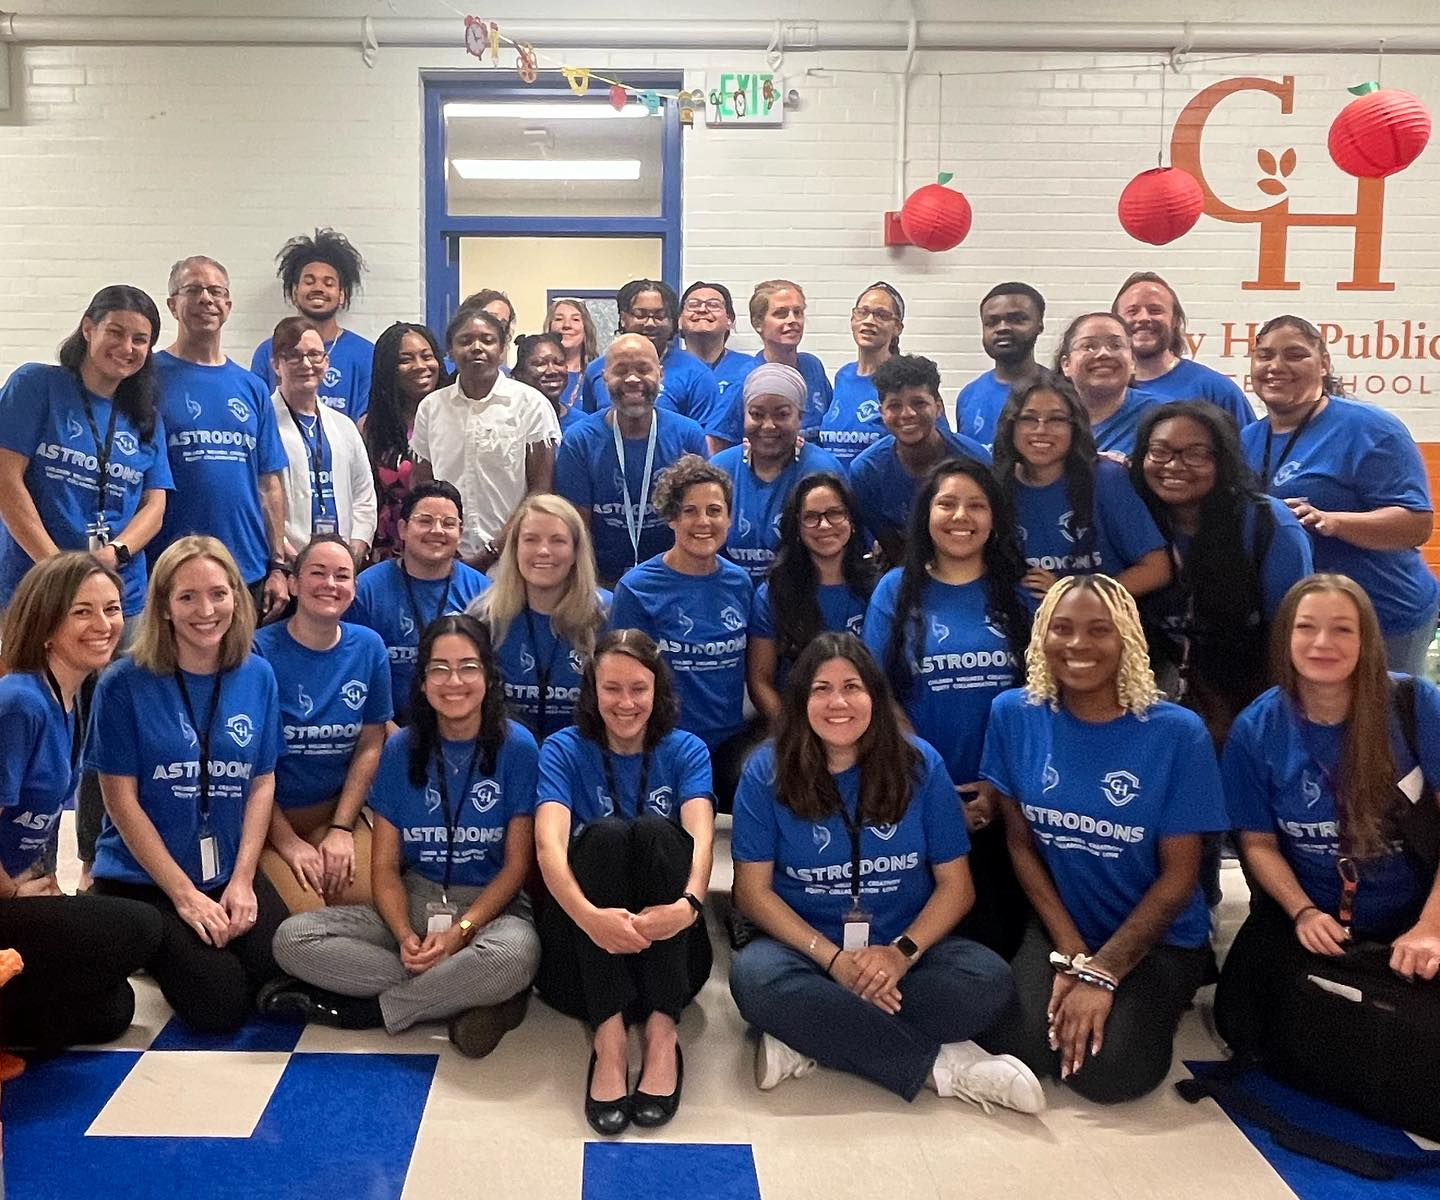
[705,71,784,126]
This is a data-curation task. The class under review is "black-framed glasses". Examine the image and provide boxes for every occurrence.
[1144,443,1217,468]
[800,507,851,529]
[280,350,328,366]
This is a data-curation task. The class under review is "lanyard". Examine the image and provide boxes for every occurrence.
[285,403,333,524]
[433,741,480,901]
[78,382,120,523]
[601,746,652,820]
[1260,400,1320,483]
[521,605,564,736]
[174,669,226,824]
[44,669,82,775]
[1289,698,1359,930]
[837,797,864,907]
[400,564,452,637]
[611,411,658,568]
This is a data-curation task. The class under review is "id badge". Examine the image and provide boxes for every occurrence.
[842,903,872,951]
[426,900,457,934]
[313,516,339,536]
[88,523,110,552]
[198,833,220,884]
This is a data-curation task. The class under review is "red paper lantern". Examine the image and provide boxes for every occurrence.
[1328,89,1431,178]
[1117,166,1204,246]
[898,183,973,251]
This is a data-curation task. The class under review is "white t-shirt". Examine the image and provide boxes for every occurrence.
[411,374,561,554]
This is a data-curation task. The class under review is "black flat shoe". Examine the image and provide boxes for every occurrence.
[631,1045,683,1128]
[585,1051,631,1137]
[256,976,344,1027]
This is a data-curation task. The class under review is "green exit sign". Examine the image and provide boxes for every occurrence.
[705,72,784,126]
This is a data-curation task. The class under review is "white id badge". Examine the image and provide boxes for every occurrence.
[842,905,872,951]
[198,834,220,884]
[313,516,339,536]
[426,901,457,934]
[1399,765,1424,805]
[88,529,110,552]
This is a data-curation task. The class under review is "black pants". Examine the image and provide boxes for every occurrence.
[708,719,765,815]
[979,920,1211,1104]
[0,894,164,1054]
[536,814,712,1027]
[954,823,1031,961]
[91,873,287,1034]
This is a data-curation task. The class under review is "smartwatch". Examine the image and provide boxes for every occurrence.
[111,542,132,569]
[891,934,920,963]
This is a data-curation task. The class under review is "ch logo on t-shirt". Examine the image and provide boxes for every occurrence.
[648,785,674,816]
[984,615,1007,642]
[471,779,501,814]
[114,431,139,456]
[65,414,85,440]
[1057,510,1089,545]
[297,684,314,717]
[871,822,898,842]
[857,397,881,423]
[226,397,251,423]
[226,713,255,749]
[340,680,369,711]
[323,365,341,389]
[1302,770,1323,808]
[1042,754,1061,794]
[1101,770,1141,808]
[846,612,864,636]
[568,649,586,675]
[720,605,746,632]
[1273,460,1302,486]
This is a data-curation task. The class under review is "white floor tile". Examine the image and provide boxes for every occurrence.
[85,1050,290,1138]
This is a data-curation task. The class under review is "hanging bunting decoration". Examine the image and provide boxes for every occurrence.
[609,84,629,111]
[677,89,699,126]
[639,90,662,116]
[1117,166,1204,245]
[1327,83,1431,178]
[899,181,973,252]
[515,42,539,84]
[562,67,590,97]
[488,21,502,66]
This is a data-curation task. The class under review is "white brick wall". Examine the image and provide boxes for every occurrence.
[0,3,1436,436]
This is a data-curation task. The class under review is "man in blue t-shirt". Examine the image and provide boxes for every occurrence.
[153,255,291,621]
[1112,272,1255,429]
[955,282,1046,447]
[250,228,374,422]
[678,281,756,454]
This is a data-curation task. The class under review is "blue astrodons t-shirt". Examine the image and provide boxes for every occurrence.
[0,673,79,876]
[1089,388,1162,459]
[1137,358,1256,429]
[1241,396,1440,636]
[862,570,1021,787]
[821,361,887,467]
[152,352,289,584]
[253,621,393,810]
[536,725,714,834]
[955,370,1013,448]
[347,560,490,725]
[86,654,282,889]
[980,691,1228,951]
[1013,459,1164,578]
[709,351,833,444]
[751,581,869,643]
[849,431,992,549]
[712,443,847,584]
[581,345,724,429]
[553,408,708,584]
[487,595,612,740]
[0,363,173,615]
[368,721,538,889]
[609,555,754,747]
[692,346,755,425]
[1223,679,1440,934]
[732,737,969,947]
[250,329,375,422]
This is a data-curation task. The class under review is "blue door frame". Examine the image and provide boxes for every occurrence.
[422,72,684,337]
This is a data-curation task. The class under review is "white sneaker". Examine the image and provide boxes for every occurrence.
[930,1040,1046,1115]
[755,1032,817,1091]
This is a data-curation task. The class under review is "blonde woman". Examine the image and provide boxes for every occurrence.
[469,494,608,740]
[545,297,599,412]
[975,574,1228,1103]
[87,535,285,1033]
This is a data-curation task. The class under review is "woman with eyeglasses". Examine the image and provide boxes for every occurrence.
[545,298,598,412]
[266,614,540,1058]
[819,282,919,469]
[748,474,877,724]
[1054,313,1161,459]
[1240,315,1438,675]
[992,371,1169,605]
[269,317,377,563]
[513,333,587,436]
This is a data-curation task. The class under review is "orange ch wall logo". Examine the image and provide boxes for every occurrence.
[1171,75,1397,292]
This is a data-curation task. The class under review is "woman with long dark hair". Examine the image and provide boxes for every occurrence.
[748,473,877,723]
[267,614,540,1057]
[729,633,1043,1112]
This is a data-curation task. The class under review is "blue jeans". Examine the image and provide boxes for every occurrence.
[729,934,1016,1100]
[1384,605,1438,677]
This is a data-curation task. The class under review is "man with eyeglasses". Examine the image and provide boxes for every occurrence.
[678,281,754,454]
[152,255,291,622]
[580,279,725,430]
[956,282,1046,448]
[348,481,489,724]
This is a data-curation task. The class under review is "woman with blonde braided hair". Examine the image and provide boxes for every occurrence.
[974,574,1228,1103]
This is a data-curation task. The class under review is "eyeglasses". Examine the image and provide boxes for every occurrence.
[1069,337,1128,355]
[280,350,328,366]
[406,514,462,532]
[852,305,898,323]
[800,507,851,529]
[1144,443,1217,468]
[1014,414,1071,431]
[683,299,727,313]
[626,309,670,324]
[173,284,231,300]
[424,661,484,683]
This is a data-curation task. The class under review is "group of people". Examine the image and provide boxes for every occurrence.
[1,230,1438,1139]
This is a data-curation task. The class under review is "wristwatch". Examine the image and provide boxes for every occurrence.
[891,934,920,963]
[112,541,132,568]
[457,918,476,942]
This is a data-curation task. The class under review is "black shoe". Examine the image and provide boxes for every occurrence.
[631,1045,683,1128]
[256,976,344,1027]
[448,989,530,1059]
[585,1051,631,1137]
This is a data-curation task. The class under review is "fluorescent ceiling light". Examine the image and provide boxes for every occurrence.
[450,158,643,181]
[444,101,651,121]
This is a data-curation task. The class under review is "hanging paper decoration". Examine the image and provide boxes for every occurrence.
[899,182,973,251]
[462,17,489,60]
[761,79,776,112]
[677,90,699,126]
[562,67,590,97]
[639,90,662,116]
[1117,166,1204,245]
[488,21,501,65]
[1327,83,1431,178]
[608,84,629,111]
[515,42,539,84]
[732,89,747,118]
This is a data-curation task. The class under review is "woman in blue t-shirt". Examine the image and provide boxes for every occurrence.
[470,493,607,740]
[977,574,1228,1103]
[255,535,393,912]
[267,615,540,1058]
[610,455,760,811]
[748,472,877,723]
[729,632,1043,1113]
[513,333,587,436]
[1216,575,1440,1063]
[87,536,287,1034]
[862,456,1033,958]
[535,630,715,1135]
[992,370,1170,604]
[0,554,163,1054]
[819,282,906,468]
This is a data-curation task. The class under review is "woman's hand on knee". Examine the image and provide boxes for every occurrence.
[631,900,693,944]
[1390,926,1440,981]
[317,828,356,899]
[173,886,232,948]
[1049,983,1113,1080]
[581,907,652,955]
[1294,908,1348,957]
[282,838,327,895]
[220,879,258,941]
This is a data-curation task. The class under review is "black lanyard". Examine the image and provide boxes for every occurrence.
[285,403,333,524]
[521,605,564,735]
[1260,400,1320,483]
[174,669,226,824]
[44,669,81,775]
[400,565,452,637]
[601,747,652,820]
[837,797,864,906]
[78,382,120,523]
[433,741,480,898]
